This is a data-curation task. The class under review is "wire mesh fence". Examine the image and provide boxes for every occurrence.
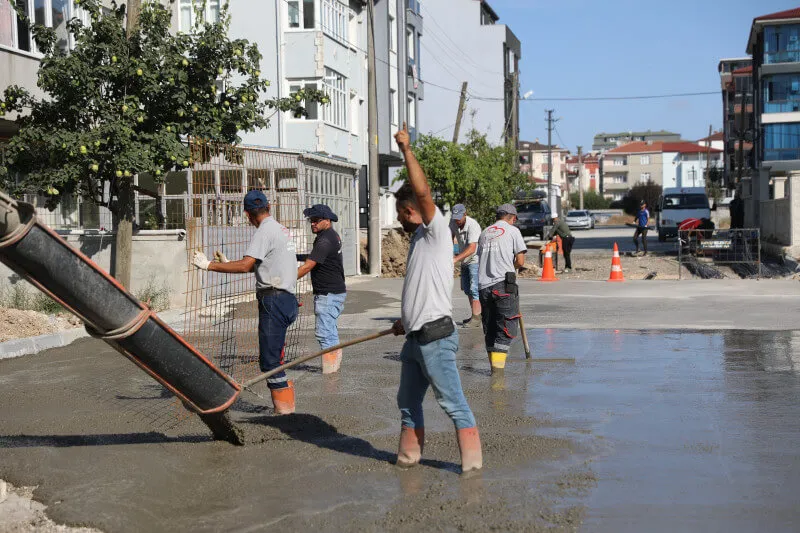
[678,228,761,279]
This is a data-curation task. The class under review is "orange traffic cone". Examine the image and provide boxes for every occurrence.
[608,242,625,282]
[539,247,559,282]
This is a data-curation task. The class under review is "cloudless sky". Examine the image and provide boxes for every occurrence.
[472,0,800,152]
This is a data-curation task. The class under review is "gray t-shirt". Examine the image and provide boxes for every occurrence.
[477,219,527,290]
[450,216,481,266]
[244,217,298,293]
[401,209,453,333]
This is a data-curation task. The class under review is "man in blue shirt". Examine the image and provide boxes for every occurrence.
[633,200,650,256]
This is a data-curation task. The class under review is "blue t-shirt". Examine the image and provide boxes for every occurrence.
[637,208,650,228]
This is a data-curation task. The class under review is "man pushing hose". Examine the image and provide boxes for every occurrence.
[391,122,482,473]
[192,190,299,415]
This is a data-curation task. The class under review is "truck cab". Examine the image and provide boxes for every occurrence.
[656,187,711,242]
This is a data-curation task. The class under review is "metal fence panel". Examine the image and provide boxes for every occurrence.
[678,228,761,279]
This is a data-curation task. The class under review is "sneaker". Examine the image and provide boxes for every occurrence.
[563,268,571,273]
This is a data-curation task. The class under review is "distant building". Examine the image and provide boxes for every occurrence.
[696,131,725,152]
[419,0,521,146]
[519,140,569,189]
[745,7,800,255]
[718,58,755,189]
[565,153,600,194]
[592,130,681,153]
[661,142,723,189]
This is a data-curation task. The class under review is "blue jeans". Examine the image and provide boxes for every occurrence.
[397,329,477,431]
[314,292,346,350]
[258,291,298,389]
[461,263,479,300]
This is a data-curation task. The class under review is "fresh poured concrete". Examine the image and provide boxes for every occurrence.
[1,279,799,531]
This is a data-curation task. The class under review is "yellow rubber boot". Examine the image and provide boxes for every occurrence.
[396,426,425,468]
[270,381,295,415]
[489,352,507,371]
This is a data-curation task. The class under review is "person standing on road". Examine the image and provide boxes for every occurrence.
[391,122,482,473]
[633,200,650,256]
[729,190,744,229]
[544,214,575,273]
[477,204,527,373]
[192,190,299,415]
[297,204,347,374]
[450,204,482,327]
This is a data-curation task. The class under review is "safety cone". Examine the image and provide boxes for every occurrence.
[608,242,625,282]
[539,248,559,282]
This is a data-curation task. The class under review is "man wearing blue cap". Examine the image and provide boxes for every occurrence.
[449,204,482,327]
[192,189,299,414]
[297,204,347,374]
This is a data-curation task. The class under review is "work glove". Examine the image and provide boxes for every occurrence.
[193,250,211,270]
[214,251,230,263]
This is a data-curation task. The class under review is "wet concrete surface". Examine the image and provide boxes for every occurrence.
[1,325,800,531]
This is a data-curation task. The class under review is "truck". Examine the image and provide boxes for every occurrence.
[655,187,711,242]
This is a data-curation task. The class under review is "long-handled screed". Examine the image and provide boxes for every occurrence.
[519,314,531,359]
[242,328,395,391]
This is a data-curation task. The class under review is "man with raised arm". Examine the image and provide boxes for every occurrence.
[391,122,482,473]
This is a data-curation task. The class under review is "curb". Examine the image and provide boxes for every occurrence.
[0,308,185,361]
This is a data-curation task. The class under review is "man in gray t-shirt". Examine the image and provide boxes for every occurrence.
[450,204,482,327]
[192,190,299,415]
[476,203,527,372]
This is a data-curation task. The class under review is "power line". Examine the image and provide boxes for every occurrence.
[467,91,719,102]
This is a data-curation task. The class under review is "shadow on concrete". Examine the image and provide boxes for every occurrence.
[244,413,459,472]
[0,432,210,448]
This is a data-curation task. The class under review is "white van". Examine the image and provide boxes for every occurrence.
[656,187,711,242]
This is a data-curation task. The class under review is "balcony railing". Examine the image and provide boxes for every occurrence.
[764,100,800,113]
[764,50,800,64]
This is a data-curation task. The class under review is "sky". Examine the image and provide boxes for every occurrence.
[472,0,800,152]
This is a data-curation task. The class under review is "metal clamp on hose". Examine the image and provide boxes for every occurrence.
[0,194,36,249]
[85,307,152,341]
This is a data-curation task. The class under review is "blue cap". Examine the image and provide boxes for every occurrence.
[451,204,466,220]
[303,204,338,222]
[244,190,269,212]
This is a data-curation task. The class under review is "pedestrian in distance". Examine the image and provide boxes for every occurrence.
[729,190,744,230]
[192,190,299,415]
[476,204,527,373]
[297,204,347,374]
[544,214,575,273]
[450,204,482,327]
[633,200,650,256]
[391,122,482,473]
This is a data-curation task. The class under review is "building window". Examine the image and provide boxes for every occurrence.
[640,172,651,183]
[763,73,800,113]
[323,68,346,129]
[288,81,319,120]
[406,26,414,60]
[764,24,800,64]
[321,0,348,44]
[763,123,800,161]
[1,0,83,53]
[287,0,315,29]
[179,0,221,32]
[407,94,416,129]
[388,14,396,53]
[389,88,397,128]
[640,155,650,165]
[611,175,627,184]
[612,157,627,166]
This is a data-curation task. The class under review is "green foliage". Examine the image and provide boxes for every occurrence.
[134,276,171,311]
[622,180,662,216]
[395,130,531,227]
[0,283,64,313]
[568,190,611,210]
[0,0,326,211]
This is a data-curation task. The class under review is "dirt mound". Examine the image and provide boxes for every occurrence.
[0,308,82,343]
[381,229,411,277]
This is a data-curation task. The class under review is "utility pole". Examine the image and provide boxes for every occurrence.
[705,124,712,187]
[577,146,584,210]
[452,81,468,144]
[367,0,380,276]
[511,71,519,169]
[546,109,557,215]
[113,0,142,289]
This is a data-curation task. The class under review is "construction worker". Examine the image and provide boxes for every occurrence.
[633,200,650,256]
[477,204,527,373]
[297,204,347,374]
[450,204,482,327]
[544,214,575,272]
[192,190,298,415]
[391,122,482,473]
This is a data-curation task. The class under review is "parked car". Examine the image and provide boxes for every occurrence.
[565,210,594,230]
[515,200,552,239]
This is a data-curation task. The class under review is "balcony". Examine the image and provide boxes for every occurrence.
[764,51,800,65]
[764,100,800,113]
[764,148,800,161]
[406,0,421,15]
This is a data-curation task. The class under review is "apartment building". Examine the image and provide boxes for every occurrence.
[565,153,599,193]
[661,142,723,189]
[592,130,681,153]
[418,0,521,146]
[745,8,800,255]
[519,140,569,188]
[718,57,755,188]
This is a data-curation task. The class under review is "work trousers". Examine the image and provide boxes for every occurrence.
[479,281,521,354]
[314,292,346,350]
[633,226,649,253]
[257,290,298,390]
[561,235,575,269]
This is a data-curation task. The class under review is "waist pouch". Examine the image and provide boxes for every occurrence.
[416,316,455,345]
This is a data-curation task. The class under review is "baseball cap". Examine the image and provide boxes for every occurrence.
[451,204,466,220]
[243,190,269,211]
[496,203,518,216]
[303,204,339,222]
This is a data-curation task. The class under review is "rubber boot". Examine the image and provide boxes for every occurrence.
[457,427,483,473]
[489,351,507,371]
[270,380,295,415]
[396,426,425,468]
[322,348,343,374]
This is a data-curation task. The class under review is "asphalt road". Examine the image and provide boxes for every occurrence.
[525,225,678,255]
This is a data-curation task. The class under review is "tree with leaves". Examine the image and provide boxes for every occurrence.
[621,180,662,216]
[0,0,326,287]
[568,190,611,210]
[395,130,530,228]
